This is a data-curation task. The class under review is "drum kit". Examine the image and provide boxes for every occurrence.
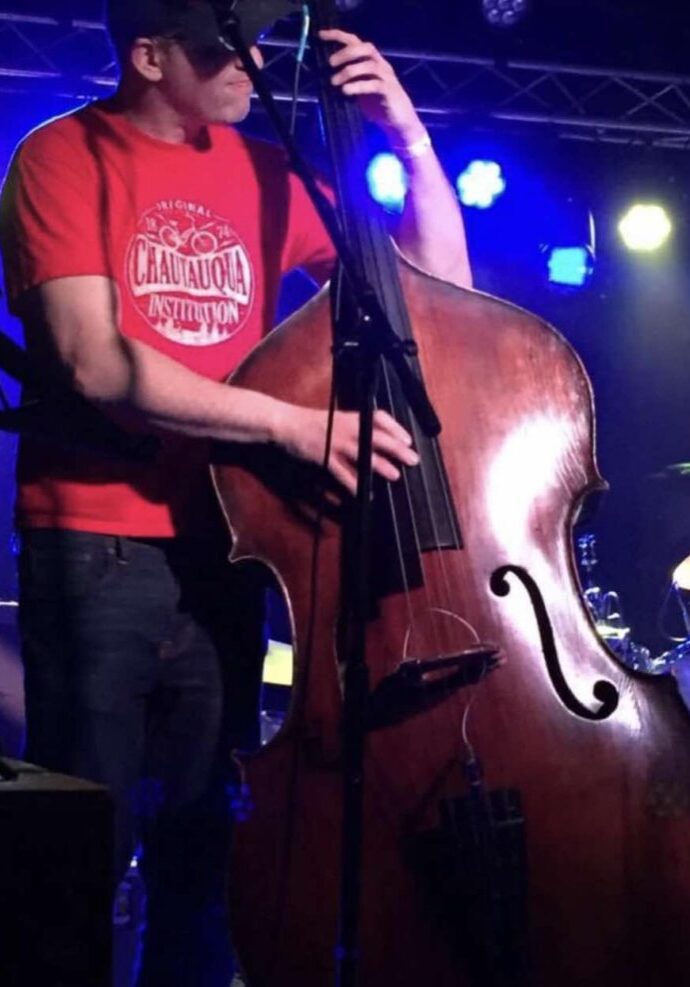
[577,462,690,709]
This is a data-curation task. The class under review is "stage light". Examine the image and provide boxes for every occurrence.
[618,204,672,252]
[366,153,408,211]
[543,206,596,289]
[482,0,530,28]
[456,160,506,209]
[547,247,594,287]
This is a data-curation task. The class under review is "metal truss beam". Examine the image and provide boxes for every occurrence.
[3,9,690,149]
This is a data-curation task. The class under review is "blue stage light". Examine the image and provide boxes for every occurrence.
[366,153,408,211]
[456,160,506,209]
[547,247,594,287]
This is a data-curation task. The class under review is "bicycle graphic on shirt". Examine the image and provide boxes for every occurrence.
[157,219,220,256]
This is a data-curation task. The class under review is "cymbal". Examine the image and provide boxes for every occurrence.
[647,463,690,484]
[673,556,690,592]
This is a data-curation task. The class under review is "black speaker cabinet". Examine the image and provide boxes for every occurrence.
[0,759,113,987]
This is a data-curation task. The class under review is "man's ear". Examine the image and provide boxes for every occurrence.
[129,37,166,82]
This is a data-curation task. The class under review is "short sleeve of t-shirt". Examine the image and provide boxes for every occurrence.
[0,119,109,312]
[281,167,336,285]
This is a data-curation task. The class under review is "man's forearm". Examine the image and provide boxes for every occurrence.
[78,333,288,446]
[396,144,473,289]
[319,29,472,290]
[75,333,419,494]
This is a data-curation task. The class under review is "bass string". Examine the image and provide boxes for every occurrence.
[309,36,435,661]
[352,182,473,750]
[360,234,464,665]
[313,1,469,747]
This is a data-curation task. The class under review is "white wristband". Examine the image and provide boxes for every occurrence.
[392,131,433,160]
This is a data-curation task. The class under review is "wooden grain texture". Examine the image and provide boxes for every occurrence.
[211,258,690,987]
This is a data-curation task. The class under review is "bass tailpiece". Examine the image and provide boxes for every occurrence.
[409,758,531,987]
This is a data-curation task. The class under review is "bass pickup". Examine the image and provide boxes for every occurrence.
[367,645,501,731]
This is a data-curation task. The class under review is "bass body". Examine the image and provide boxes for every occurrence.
[212,254,690,987]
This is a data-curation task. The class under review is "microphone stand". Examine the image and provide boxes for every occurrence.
[217,11,440,987]
[0,328,158,462]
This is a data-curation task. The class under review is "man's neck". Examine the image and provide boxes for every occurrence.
[110,85,206,146]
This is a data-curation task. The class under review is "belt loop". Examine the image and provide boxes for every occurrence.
[114,535,130,565]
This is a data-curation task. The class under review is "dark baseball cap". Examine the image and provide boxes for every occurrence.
[105,1,224,54]
[105,0,295,56]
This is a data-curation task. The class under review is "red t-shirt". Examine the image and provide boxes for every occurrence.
[0,101,335,536]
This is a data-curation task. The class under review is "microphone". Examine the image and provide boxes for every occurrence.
[210,0,303,48]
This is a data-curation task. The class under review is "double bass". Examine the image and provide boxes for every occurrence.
[212,3,690,983]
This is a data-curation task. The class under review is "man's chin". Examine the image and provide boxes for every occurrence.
[211,101,252,126]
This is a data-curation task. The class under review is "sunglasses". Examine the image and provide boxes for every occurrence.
[165,32,238,71]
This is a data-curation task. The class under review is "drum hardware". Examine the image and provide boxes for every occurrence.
[577,533,690,681]
[654,556,690,670]
[576,533,656,672]
[671,557,690,638]
[259,638,293,746]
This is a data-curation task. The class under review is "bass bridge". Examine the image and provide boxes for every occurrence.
[366,645,500,731]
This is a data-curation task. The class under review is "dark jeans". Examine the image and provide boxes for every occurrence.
[18,527,266,987]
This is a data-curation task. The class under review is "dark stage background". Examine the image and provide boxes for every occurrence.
[1,0,690,755]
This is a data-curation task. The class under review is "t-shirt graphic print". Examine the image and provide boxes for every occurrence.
[127,199,255,347]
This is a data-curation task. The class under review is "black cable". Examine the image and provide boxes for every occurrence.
[289,5,310,136]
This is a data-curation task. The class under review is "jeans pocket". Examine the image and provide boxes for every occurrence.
[19,530,117,601]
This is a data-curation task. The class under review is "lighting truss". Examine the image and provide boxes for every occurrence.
[3,9,690,150]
